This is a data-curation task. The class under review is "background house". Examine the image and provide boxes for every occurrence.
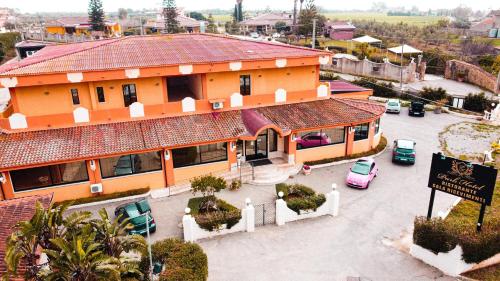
[240,12,293,34]
[324,21,356,40]
[44,16,121,37]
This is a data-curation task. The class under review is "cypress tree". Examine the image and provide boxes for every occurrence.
[163,0,179,33]
[88,0,105,32]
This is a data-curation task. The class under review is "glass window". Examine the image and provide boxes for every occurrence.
[70,88,80,105]
[240,75,251,96]
[236,140,243,157]
[269,130,278,152]
[375,119,381,135]
[354,123,370,141]
[296,127,345,150]
[122,84,138,107]
[100,151,162,179]
[97,86,105,103]
[173,143,227,168]
[11,162,89,192]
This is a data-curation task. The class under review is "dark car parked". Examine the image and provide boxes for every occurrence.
[409,101,425,117]
[115,199,156,235]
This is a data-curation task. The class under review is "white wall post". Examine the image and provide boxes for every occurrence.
[182,208,195,242]
[275,192,287,226]
[329,183,340,217]
[245,198,255,232]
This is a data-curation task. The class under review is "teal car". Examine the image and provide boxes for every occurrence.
[392,139,416,164]
[115,199,156,235]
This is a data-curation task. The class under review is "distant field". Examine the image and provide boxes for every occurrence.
[321,12,444,26]
[210,12,444,26]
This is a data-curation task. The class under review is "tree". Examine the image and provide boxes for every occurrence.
[118,8,128,20]
[190,175,227,212]
[354,43,374,59]
[3,21,15,31]
[275,21,288,33]
[0,42,4,62]
[234,0,243,22]
[163,0,179,33]
[206,14,217,33]
[189,11,206,21]
[298,0,325,38]
[88,0,105,32]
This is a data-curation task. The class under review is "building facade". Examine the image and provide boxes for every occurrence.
[0,34,383,202]
[324,21,356,40]
[45,17,122,37]
[240,13,293,34]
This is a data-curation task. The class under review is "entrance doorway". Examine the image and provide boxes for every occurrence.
[245,133,268,161]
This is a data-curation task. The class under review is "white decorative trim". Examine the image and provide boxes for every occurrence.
[129,102,145,118]
[275,88,287,103]
[125,68,140,79]
[182,97,196,112]
[229,61,242,71]
[319,55,330,65]
[67,73,83,83]
[73,107,90,123]
[8,113,28,129]
[0,77,18,88]
[230,93,243,107]
[0,87,11,102]
[275,59,287,68]
[179,65,193,75]
[317,84,329,98]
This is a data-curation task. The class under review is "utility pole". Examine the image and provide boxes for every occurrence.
[312,19,317,49]
[400,40,404,90]
[140,15,144,36]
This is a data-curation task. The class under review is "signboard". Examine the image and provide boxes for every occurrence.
[428,153,497,206]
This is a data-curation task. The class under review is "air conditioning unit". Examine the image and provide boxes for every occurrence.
[212,102,224,110]
[90,183,103,194]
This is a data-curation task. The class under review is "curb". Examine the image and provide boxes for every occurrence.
[309,143,388,170]
[68,191,151,210]
[444,109,482,120]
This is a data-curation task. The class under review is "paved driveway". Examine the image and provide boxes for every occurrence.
[199,109,463,281]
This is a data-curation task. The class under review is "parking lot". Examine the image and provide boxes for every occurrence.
[75,107,465,280]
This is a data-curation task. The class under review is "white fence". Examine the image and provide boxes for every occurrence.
[410,244,475,277]
[182,186,340,241]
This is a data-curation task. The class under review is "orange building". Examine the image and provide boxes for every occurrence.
[45,16,122,37]
[0,34,383,202]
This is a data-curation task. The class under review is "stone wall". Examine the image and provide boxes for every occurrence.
[445,60,500,94]
[326,57,417,83]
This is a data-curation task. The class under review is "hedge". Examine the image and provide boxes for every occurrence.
[304,136,387,166]
[276,183,326,214]
[140,238,208,281]
[413,217,500,263]
[188,196,242,231]
[55,187,150,207]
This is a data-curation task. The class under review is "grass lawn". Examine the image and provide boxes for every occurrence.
[321,12,444,27]
[462,265,500,281]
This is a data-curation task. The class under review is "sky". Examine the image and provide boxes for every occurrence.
[1,0,498,14]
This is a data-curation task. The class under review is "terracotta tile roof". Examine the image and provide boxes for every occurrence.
[0,99,384,170]
[0,34,329,77]
[327,81,370,93]
[45,16,117,27]
[0,194,53,280]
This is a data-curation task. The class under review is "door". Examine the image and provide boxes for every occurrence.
[245,133,268,161]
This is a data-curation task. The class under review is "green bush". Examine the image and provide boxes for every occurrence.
[352,78,397,98]
[413,217,458,254]
[457,224,500,263]
[319,71,340,81]
[304,136,387,166]
[419,87,449,102]
[275,184,326,214]
[228,179,241,191]
[188,196,242,231]
[141,238,208,281]
[463,92,496,113]
[55,187,150,207]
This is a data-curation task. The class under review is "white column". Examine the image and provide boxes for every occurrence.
[182,208,195,242]
[275,192,287,226]
[328,183,340,217]
[244,198,255,232]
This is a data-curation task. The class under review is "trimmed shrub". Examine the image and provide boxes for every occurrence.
[275,184,326,214]
[229,180,242,191]
[419,87,449,102]
[413,217,457,254]
[319,71,340,81]
[188,196,242,231]
[457,224,500,263]
[463,92,496,113]
[304,136,387,166]
[140,238,208,281]
[352,78,398,98]
[55,187,150,207]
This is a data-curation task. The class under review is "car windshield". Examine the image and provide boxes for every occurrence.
[388,102,399,106]
[351,161,370,175]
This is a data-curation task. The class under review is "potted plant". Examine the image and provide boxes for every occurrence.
[302,165,311,175]
[434,98,449,114]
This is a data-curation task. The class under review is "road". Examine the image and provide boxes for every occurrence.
[198,109,464,281]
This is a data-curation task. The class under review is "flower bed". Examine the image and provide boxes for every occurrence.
[187,196,242,231]
[275,183,326,215]
[140,238,208,281]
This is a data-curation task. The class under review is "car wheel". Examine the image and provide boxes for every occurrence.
[297,144,303,149]
[366,182,370,189]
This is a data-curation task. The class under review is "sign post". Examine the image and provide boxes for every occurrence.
[427,153,497,232]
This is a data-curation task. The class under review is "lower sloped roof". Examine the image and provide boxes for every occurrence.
[0,99,385,170]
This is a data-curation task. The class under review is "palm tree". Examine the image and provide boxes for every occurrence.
[299,0,305,15]
[4,202,91,280]
[41,225,121,281]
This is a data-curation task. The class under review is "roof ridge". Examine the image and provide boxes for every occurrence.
[332,98,381,115]
[0,37,128,75]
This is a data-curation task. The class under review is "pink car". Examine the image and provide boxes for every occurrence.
[346,158,378,189]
